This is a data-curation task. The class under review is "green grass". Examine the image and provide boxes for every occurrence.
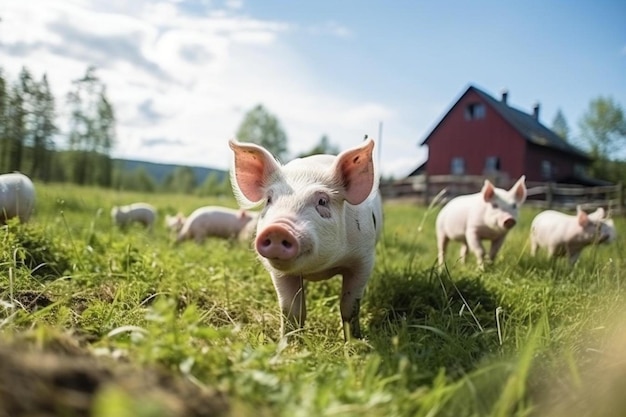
[1,182,625,416]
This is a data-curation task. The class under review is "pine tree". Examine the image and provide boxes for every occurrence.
[551,109,570,141]
[66,67,116,186]
[30,74,57,181]
[0,69,7,172]
[5,68,31,172]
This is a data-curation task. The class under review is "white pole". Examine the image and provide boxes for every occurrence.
[377,121,383,170]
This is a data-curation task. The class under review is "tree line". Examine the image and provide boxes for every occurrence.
[0,65,340,195]
[0,66,119,186]
[551,98,626,183]
[2,62,624,193]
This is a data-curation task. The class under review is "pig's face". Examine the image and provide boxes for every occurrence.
[581,208,615,244]
[255,180,347,274]
[165,213,185,232]
[111,207,121,221]
[602,219,617,243]
[230,138,377,275]
[481,176,527,231]
[238,209,257,226]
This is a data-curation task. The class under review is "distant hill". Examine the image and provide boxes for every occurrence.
[113,158,228,184]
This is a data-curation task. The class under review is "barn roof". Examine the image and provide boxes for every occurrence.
[422,85,592,162]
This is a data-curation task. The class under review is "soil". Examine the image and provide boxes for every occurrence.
[0,336,229,417]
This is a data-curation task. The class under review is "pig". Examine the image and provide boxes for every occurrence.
[111,203,156,230]
[176,206,258,244]
[530,206,616,265]
[237,212,259,242]
[0,172,36,224]
[229,137,383,341]
[164,212,186,233]
[436,176,527,268]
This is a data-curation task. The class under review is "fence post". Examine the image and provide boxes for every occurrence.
[617,182,624,215]
[546,182,554,209]
[424,173,430,205]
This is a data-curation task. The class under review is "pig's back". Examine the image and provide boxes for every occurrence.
[186,206,243,237]
[0,173,35,220]
[436,193,478,240]
[131,203,155,216]
[531,210,573,243]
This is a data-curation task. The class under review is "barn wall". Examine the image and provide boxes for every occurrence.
[425,89,526,181]
[524,144,587,182]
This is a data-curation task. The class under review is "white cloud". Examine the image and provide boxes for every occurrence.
[307,21,353,38]
[0,0,420,178]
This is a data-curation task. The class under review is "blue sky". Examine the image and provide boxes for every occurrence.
[1,0,624,177]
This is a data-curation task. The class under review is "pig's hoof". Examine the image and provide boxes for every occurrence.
[343,321,362,341]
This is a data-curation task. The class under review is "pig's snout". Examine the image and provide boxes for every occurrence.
[256,224,299,261]
[503,218,516,229]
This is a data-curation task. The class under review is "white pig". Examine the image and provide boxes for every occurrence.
[530,206,616,265]
[0,172,36,224]
[111,203,156,230]
[165,212,186,233]
[436,176,527,268]
[229,137,383,340]
[176,206,258,243]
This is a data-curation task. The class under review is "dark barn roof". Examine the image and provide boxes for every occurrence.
[422,85,591,162]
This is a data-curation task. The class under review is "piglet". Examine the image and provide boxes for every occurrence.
[436,176,527,268]
[165,212,186,233]
[176,206,257,243]
[111,203,157,230]
[229,137,383,340]
[530,206,616,265]
[0,172,35,224]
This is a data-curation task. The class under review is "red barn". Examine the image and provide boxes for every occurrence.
[419,85,593,184]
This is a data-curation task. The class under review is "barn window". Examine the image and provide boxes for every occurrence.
[451,157,465,175]
[541,160,553,180]
[574,164,586,177]
[465,103,486,120]
[484,156,501,173]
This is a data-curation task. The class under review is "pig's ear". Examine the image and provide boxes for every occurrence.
[482,180,495,202]
[510,175,527,203]
[577,207,589,227]
[591,207,606,219]
[333,138,377,205]
[229,139,281,205]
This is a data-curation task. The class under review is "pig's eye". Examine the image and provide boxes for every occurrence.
[512,203,517,209]
[316,195,331,218]
[491,203,499,209]
[266,195,273,205]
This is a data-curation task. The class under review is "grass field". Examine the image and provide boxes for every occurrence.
[1,182,625,417]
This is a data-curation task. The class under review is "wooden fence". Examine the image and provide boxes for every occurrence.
[380,174,625,214]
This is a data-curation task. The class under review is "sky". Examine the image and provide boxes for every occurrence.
[1,0,625,178]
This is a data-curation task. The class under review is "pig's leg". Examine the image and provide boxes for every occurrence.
[273,275,306,337]
[568,250,582,265]
[466,231,486,267]
[488,235,507,262]
[530,235,538,256]
[437,233,449,267]
[459,243,468,264]
[340,269,370,340]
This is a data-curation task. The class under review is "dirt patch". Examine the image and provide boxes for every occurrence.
[12,290,54,312]
[0,338,229,417]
